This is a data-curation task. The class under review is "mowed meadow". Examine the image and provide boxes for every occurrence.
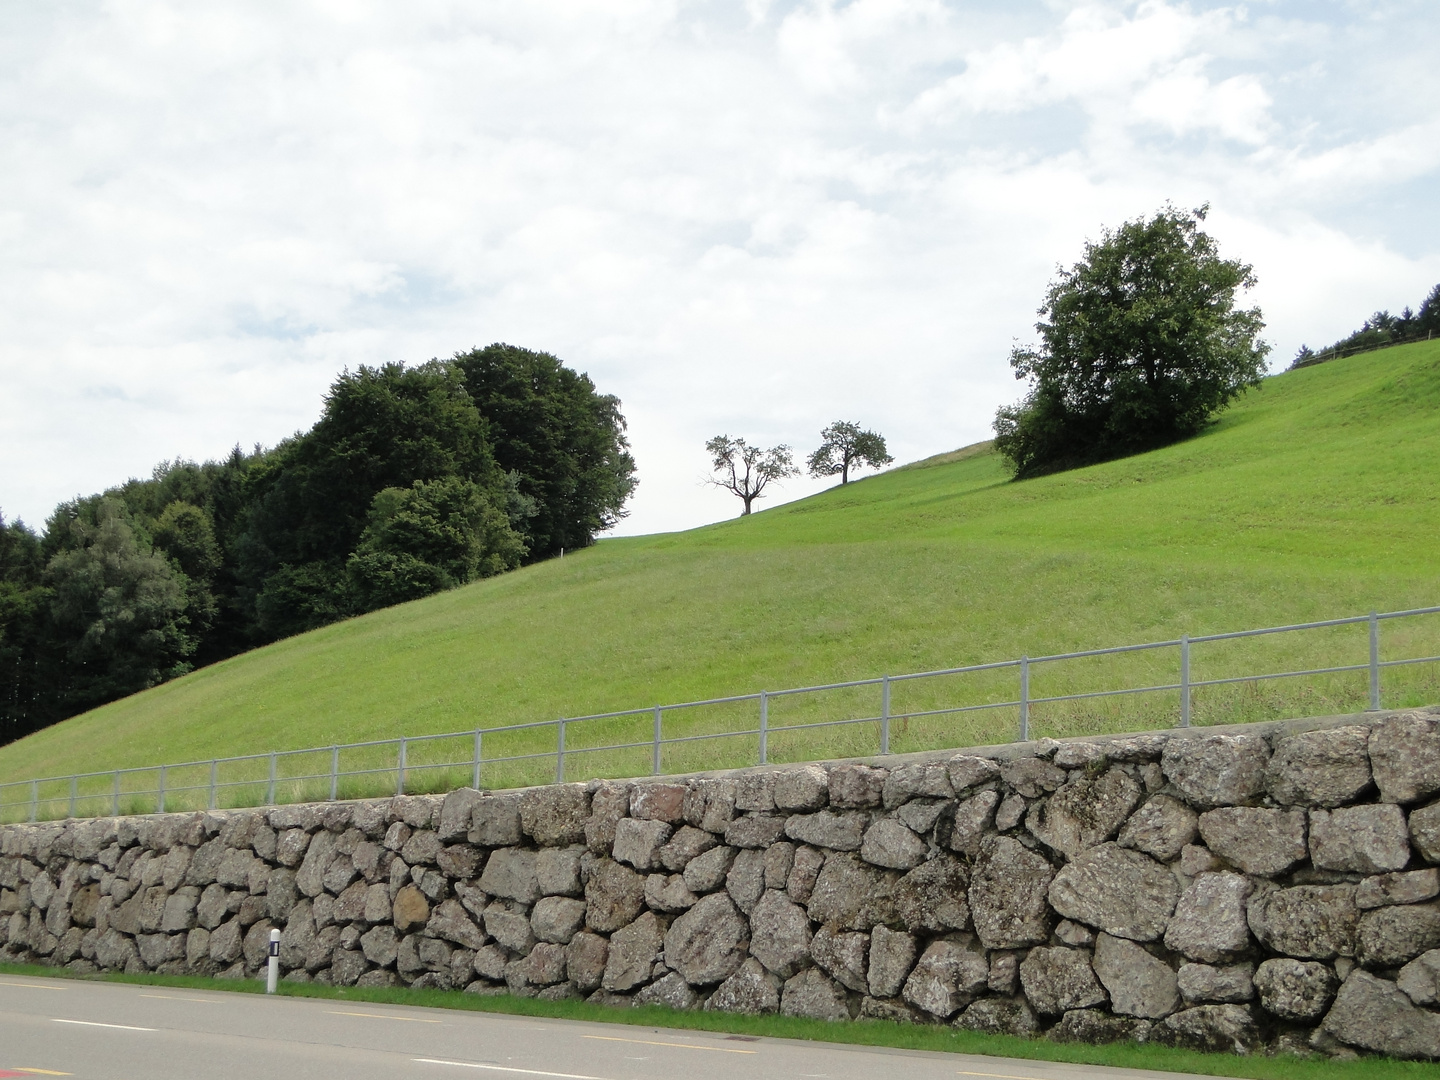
[3,340,1440,813]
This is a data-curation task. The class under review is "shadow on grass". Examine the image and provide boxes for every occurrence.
[1,962,1433,1080]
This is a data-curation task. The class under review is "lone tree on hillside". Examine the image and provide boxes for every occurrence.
[705,435,798,516]
[994,203,1270,479]
[807,421,893,485]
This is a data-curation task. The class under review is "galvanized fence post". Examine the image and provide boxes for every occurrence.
[329,746,339,802]
[472,730,482,790]
[1180,634,1191,728]
[157,765,166,814]
[1369,611,1381,711]
[880,675,891,755]
[1018,657,1030,742]
[556,720,566,784]
[759,692,769,765]
[267,752,277,806]
[652,706,662,776]
[209,760,218,810]
[397,739,407,796]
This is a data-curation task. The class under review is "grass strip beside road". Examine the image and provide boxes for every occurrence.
[2,962,1434,1080]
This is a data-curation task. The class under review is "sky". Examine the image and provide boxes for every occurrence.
[2,0,1437,538]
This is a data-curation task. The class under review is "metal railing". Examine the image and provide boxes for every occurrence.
[4,604,1439,823]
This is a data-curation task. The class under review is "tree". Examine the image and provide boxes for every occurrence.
[453,344,638,560]
[807,421,893,485]
[994,204,1269,479]
[705,436,798,516]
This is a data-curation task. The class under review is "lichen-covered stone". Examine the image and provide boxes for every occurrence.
[956,997,1039,1036]
[1197,807,1307,876]
[827,765,886,810]
[1048,844,1177,943]
[681,845,735,894]
[1265,727,1372,808]
[806,852,897,931]
[785,811,866,851]
[969,836,1053,949]
[1357,904,1440,968]
[665,892,748,985]
[1162,734,1269,809]
[946,791,999,856]
[1397,949,1440,1005]
[883,763,954,809]
[894,853,970,933]
[1177,962,1254,1004]
[602,911,664,992]
[479,848,539,905]
[1247,884,1358,960]
[772,766,829,812]
[470,794,523,848]
[1254,958,1336,1022]
[725,848,766,914]
[748,890,811,978]
[565,931,608,992]
[584,858,646,933]
[903,938,989,1018]
[1151,1004,1260,1054]
[1019,946,1107,1015]
[535,846,584,898]
[868,925,917,998]
[1357,868,1440,909]
[1093,933,1178,1019]
[781,967,851,1020]
[531,896,587,944]
[657,826,716,873]
[1047,1008,1145,1044]
[635,971,700,1010]
[644,874,698,914]
[1370,712,1440,806]
[706,956,781,1014]
[859,819,926,870]
[629,783,686,824]
[1117,795,1197,863]
[723,815,787,849]
[1322,969,1440,1060]
[612,818,673,871]
[1025,767,1142,859]
[1310,805,1411,874]
[810,924,869,992]
[520,785,590,846]
[1410,800,1440,863]
[1000,757,1066,799]
[585,781,630,854]
[1164,872,1253,963]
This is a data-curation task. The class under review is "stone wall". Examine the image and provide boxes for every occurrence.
[7,709,1440,1060]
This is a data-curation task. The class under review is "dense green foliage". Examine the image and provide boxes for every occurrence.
[0,347,634,746]
[995,205,1270,478]
[3,339,1437,787]
[1292,283,1440,368]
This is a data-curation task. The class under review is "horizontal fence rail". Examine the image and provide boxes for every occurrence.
[4,605,1440,823]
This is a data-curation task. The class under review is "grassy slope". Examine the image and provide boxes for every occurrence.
[3,341,1439,789]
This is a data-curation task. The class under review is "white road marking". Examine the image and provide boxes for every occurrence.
[50,1019,155,1032]
[0,982,65,991]
[414,1059,609,1079]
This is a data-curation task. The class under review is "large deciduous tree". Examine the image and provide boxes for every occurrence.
[807,421,893,485]
[705,436,797,516]
[453,344,638,559]
[994,204,1269,479]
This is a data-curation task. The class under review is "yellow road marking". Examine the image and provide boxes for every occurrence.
[581,1035,756,1055]
[139,994,219,1003]
[17,1070,73,1076]
[0,982,64,991]
[327,1010,442,1023]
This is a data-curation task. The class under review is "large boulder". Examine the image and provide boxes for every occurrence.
[438,787,485,842]
[1323,969,1440,1060]
[748,890,811,978]
[806,852,897,931]
[479,848,540,905]
[1151,1004,1261,1054]
[682,845,736,894]
[1117,795,1197,863]
[1247,884,1358,960]
[772,766,829,812]
[955,997,1039,1037]
[946,791,1000,856]
[810,924,869,993]
[535,847,585,898]
[602,911,665,992]
[1398,949,1440,1005]
[630,782,687,824]
[894,853,970,933]
[584,859,646,933]
[859,820,926,870]
[1370,712,1440,806]
[1196,808,1307,876]
[725,815,788,850]
[828,764,887,810]
[968,836,1054,949]
[781,967,851,1021]
[902,938,989,1019]
[1164,872,1254,963]
[665,892,748,985]
[565,931,608,992]
[1047,1008,1145,1044]
[1025,767,1142,859]
[1161,734,1269,809]
[520,784,591,845]
[1048,843,1178,942]
[1310,805,1411,873]
[1357,869,1440,909]
[470,794,523,847]
[585,781,630,854]
[785,811,866,851]
[531,896,587,945]
[868,926,917,998]
[1092,933,1179,1019]
[706,957,782,1014]
[1253,958,1336,1022]
[725,848,766,914]
[1265,726,1372,808]
[1357,904,1440,968]
[1177,962,1254,1004]
[1411,801,1440,863]
[611,818,673,871]
[883,762,955,808]
[1018,946,1107,1015]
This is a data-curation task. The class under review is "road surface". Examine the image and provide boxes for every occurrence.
[1,973,1227,1080]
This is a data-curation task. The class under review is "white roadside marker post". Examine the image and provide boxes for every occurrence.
[266,928,281,994]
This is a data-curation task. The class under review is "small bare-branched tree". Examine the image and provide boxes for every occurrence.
[705,435,798,516]
[807,421,893,485]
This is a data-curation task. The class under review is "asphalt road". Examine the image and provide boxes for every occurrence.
[1,973,1224,1080]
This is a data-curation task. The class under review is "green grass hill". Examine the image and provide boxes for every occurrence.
[4,341,1440,812]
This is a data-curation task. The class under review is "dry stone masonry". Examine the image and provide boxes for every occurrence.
[8,708,1440,1060]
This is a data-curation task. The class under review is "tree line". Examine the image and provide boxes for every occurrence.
[1291,284,1440,368]
[0,345,637,747]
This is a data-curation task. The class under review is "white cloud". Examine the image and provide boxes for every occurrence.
[0,0,1436,536]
